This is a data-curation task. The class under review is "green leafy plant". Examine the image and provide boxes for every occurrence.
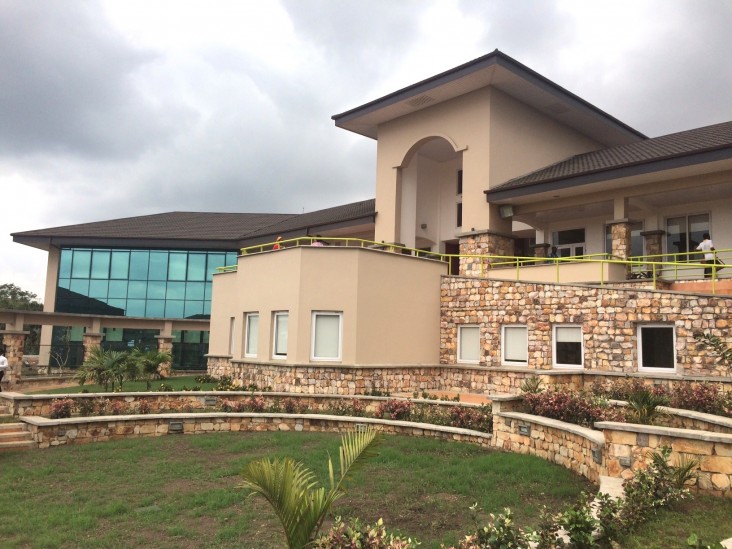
[129,348,172,390]
[693,331,732,375]
[49,398,74,419]
[625,388,669,425]
[313,516,419,548]
[520,375,544,394]
[557,492,598,548]
[239,427,383,549]
[376,399,413,420]
[76,347,133,392]
[446,505,534,548]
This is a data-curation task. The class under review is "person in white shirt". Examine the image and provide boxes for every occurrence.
[0,350,8,391]
[696,232,715,279]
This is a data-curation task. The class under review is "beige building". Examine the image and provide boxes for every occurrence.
[207,51,732,393]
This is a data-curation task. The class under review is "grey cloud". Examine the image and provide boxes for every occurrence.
[0,1,191,159]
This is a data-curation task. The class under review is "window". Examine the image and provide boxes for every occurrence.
[552,228,585,257]
[666,214,709,259]
[553,325,583,368]
[244,313,259,357]
[458,325,480,364]
[638,325,676,371]
[605,221,644,257]
[273,312,288,359]
[502,326,528,365]
[311,312,342,361]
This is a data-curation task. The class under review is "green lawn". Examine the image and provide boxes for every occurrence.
[29,375,218,395]
[1,432,729,548]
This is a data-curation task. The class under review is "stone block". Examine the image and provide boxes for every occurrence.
[700,455,732,475]
[671,439,714,455]
[710,473,731,491]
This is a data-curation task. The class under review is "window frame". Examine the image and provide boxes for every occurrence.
[244,312,259,358]
[552,325,584,369]
[637,324,676,372]
[310,311,343,362]
[502,325,528,366]
[272,311,288,359]
[457,324,480,364]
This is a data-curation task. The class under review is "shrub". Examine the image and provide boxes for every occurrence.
[49,398,74,419]
[520,375,544,394]
[281,397,307,414]
[158,383,173,392]
[243,395,266,412]
[194,374,216,384]
[523,389,621,427]
[670,383,729,417]
[221,399,247,413]
[376,399,413,420]
[448,404,492,433]
[557,492,598,548]
[94,397,112,416]
[215,376,237,391]
[109,400,126,416]
[76,398,96,417]
[137,400,152,414]
[447,507,533,549]
[314,516,419,548]
[625,388,669,425]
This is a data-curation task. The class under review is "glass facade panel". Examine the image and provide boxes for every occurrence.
[71,250,91,278]
[55,247,237,319]
[110,251,129,279]
[129,251,150,280]
[149,252,168,280]
[91,250,110,279]
[187,254,207,281]
[666,214,709,260]
[168,253,187,281]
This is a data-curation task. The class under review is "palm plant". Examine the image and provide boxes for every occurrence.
[625,388,669,425]
[130,348,172,390]
[240,428,382,549]
[76,347,130,392]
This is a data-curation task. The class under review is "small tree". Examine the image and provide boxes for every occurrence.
[76,347,131,392]
[240,428,382,549]
[130,348,172,390]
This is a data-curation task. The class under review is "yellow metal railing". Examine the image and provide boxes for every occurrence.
[215,238,730,293]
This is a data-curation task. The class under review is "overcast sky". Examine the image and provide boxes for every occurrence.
[2,0,731,300]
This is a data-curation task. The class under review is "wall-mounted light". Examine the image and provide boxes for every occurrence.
[499,205,514,219]
[420,223,427,229]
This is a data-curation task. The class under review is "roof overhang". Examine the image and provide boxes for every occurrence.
[485,147,732,204]
[11,235,240,253]
[332,50,645,146]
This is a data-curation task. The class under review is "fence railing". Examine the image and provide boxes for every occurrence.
[216,238,731,292]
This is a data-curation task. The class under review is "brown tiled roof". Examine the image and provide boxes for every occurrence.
[488,120,732,197]
[12,200,376,248]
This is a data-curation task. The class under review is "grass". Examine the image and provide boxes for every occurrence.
[1,432,729,548]
[29,376,219,395]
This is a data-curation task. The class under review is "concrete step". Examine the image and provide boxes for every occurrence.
[0,422,34,451]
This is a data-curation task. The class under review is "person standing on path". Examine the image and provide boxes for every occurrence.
[0,350,8,391]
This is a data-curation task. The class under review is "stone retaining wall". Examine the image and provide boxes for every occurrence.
[598,421,732,496]
[21,413,492,451]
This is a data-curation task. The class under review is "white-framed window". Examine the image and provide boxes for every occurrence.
[457,325,480,364]
[272,312,288,359]
[552,228,585,257]
[638,324,676,371]
[311,311,342,361]
[553,325,583,368]
[502,325,528,366]
[244,313,259,358]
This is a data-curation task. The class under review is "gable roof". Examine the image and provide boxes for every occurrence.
[333,50,645,146]
[12,199,376,251]
[486,120,732,201]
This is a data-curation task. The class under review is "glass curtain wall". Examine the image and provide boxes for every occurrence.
[56,248,238,318]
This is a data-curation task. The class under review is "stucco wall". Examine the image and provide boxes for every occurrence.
[209,247,446,366]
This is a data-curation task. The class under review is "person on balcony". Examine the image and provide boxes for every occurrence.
[696,233,716,279]
[0,350,8,391]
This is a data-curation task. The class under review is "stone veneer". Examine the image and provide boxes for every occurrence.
[440,277,732,376]
[458,232,515,277]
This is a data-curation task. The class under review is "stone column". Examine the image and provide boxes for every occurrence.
[608,220,633,259]
[1,331,29,388]
[156,335,174,377]
[458,231,515,276]
[641,230,665,258]
[82,332,103,362]
[531,243,551,259]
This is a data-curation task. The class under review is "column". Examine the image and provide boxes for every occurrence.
[156,335,174,378]
[531,243,551,259]
[641,230,665,257]
[1,331,29,388]
[82,332,103,362]
[458,231,515,276]
[607,220,633,260]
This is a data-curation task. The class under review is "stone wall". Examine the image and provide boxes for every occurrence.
[440,277,732,377]
[598,422,732,497]
[23,413,492,451]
